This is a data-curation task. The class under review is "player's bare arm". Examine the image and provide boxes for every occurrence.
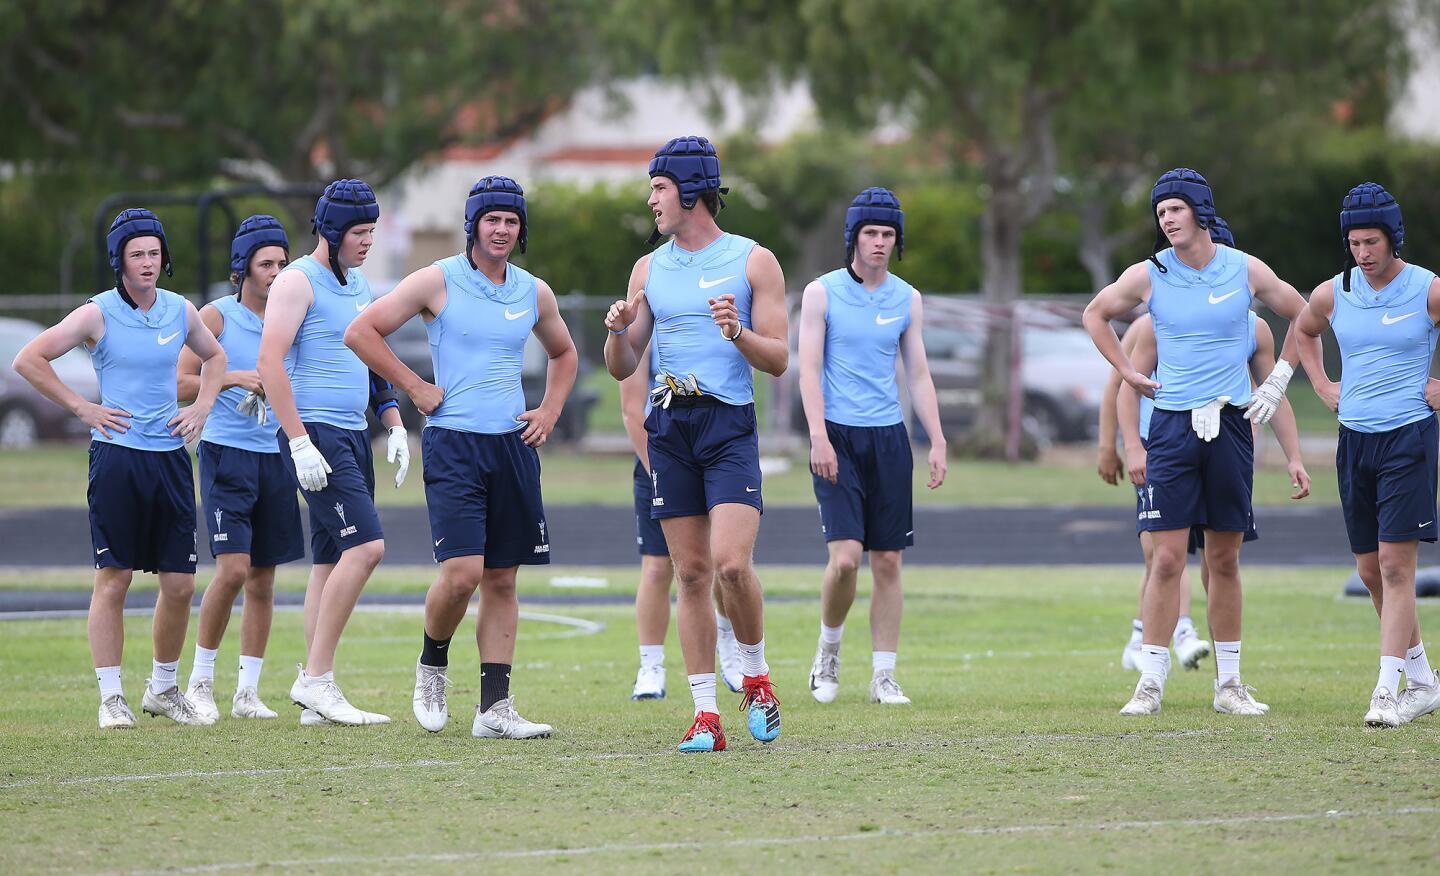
[1083,261,1158,398]
[1296,280,1339,412]
[346,265,448,416]
[1249,317,1310,499]
[518,279,578,448]
[900,291,947,489]
[255,268,314,441]
[11,302,131,438]
[714,244,787,376]
[797,279,835,484]
[605,254,654,380]
[167,301,226,441]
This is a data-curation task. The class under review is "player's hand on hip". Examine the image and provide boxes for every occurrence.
[708,294,739,336]
[1126,445,1147,486]
[167,403,211,443]
[1243,360,1293,424]
[518,406,559,447]
[1124,371,1160,399]
[1316,380,1341,413]
[77,402,131,439]
[1426,379,1440,412]
[927,442,948,489]
[605,289,645,333]
[387,425,410,488]
[288,435,332,491]
[1191,396,1229,442]
[1097,444,1123,485]
[1288,459,1311,500]
[809,435,839,484]
[410,381,444,417]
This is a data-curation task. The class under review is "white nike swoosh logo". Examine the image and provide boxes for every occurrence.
[905,531,913,537]
[698,276,735,289]
[504,308,531,321]
[96,548,109,555]
[745,487,758,493]
[157,331,180,345]
[1421,521,1432,528]
[1382,311,1419,325]
[1208,289,1242,305]
[876,314,904,325]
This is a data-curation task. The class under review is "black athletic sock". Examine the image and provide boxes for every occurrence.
[480,662,511,711]
[421,632,452,668]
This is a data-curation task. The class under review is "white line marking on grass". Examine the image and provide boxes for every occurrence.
[88,805,1440,874]
[0,759,462,790]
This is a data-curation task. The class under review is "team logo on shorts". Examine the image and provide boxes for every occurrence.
[1137,484,1161,521]
[213,509,228,542]
[651,470,664,507]
[335,502,357,537]
[533,519,550,554]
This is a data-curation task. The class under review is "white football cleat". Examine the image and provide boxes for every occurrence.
[231,686,278,719]
[1397,678,1440,724]
[869,670,911,705]
[98,694,136,729]
[413,660,450,732]
[717,627,744,693]
[1213,678,1268,716]
[1120,678,1163,716]
[142,683,211,726]
[1365,687,1401,728]
[631,664,666,700]
[1172,630,1211,671]
[809,641,840,704]
[299,708,333,727]
[186,677,221,723]
[472,696,553,739]
[289,666,389,726]
[1120,641,1142,672]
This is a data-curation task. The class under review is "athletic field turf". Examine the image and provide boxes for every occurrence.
[1,566,1436,873]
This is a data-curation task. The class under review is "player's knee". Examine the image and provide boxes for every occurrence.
[350,538,385,569]
[869,550,902,579]
[93,572,132,603]
[1379,557,1413,588]
[714,557,752,589]
[212,561,248,593]
[160,575,196,603]
[674,564,712,594]
[481,571,517,599]
[829,549,862,577]
[242,574,274,603]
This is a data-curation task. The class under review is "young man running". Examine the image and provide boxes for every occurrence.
[257,180,408,726]
[1296,182,1440,727]
[604,135,789,751]
[1083,168,1320,717]
[12,208,227,728]
[798,187,946,706]
[346,176,577,738]
[178,215,305,721]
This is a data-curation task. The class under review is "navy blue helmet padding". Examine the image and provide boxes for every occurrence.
[648,136,727,210]
[1149,167,1218,269]
[1340,182,1404,291]
[844,187,905,262]
[1209,216,1235,248]
[465,175,528,258]
[312,179,379,285]
[230,214,290,299]
[107,207,172,282]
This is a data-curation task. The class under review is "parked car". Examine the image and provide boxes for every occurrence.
[0,317,99,447]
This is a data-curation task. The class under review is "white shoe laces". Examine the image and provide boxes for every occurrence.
[813,650,840,683]
[873,672,905,699]
[102,695,132,721]
[417,667,449,710]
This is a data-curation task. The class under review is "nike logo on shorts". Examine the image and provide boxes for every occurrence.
[698,275,735,289]
[434,537,446,546]
[96,548,109,555]
[1208,289,1242,305]
[745,487,759,493]
[1382,311,1419,325]
[1420,521,1433,528]
[875,314,904,325]
[157,330,180,345]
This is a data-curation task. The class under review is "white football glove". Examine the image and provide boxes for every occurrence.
[236,391,268,427]
[1244,359,1293,425]
[1191,396,1231,443]
[288,435,332,491]
[387,425,410,488]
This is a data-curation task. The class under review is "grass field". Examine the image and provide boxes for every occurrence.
[1,565,1437,874]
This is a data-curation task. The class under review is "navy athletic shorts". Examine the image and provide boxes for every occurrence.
[633,457,669,556]
[278,422,383,564]
[1138,406,1253,534]
[88,441,197,573]
[813,420,914,551]
[646,398,763,519]
[1337,415,1439,554]
[199,441,304,567]
[422,426,550,567]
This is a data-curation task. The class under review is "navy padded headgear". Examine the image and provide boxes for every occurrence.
[844,187,905,263]
[1209,216,1235,248]
[648,136,727,210]
[230,214,290,275]
[107,207,172,283]
[312,179,379,285]
[1150,167,1217,256]
[1340,182,1404,291]
[465,175,528,258]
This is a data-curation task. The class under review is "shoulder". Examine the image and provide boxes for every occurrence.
[1118,260,1154,287]
[629,251,654,280]
[199,301,226,333]
[801,278,828,306]
[745,243,783,279]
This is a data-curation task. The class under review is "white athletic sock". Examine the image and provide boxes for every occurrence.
[190,645,218,684]
[237,655,264,691]
[150,659,179,694]
[639,645,665,670]
[1128,619,1144,647]
[1378,655,1405,695]
[1139,644,1170,688]
[96,666,123,701]
[688,673,717,715]
[1173,615,1196,641]
[820,622,844,647]
[737,639,768,677]
[872,651,897,674]
[1215,640,1241,684]
[1406,642,1436,687]
[715,611,734,636]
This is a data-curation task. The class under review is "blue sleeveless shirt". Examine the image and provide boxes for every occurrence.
[424,255,537,434]
[644,233,757,405]
[200,295,279,453]
[1330,264,1438,433]
[88,288,188,450]
[1146,245,1254,411]
[1141,311,1256,440]
[283,256,372,430]
[817,268,913,427]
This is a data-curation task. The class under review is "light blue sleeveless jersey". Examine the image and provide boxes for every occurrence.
[200,295,279,453]
[1147,245,1253,411]
[283,256,371,430]
[1331,264,1439,433]
[88,288,188,450]
[645,233,757,405]
[424,255,537,434]
[1141,311,1256,440]
[817,268,913,427]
